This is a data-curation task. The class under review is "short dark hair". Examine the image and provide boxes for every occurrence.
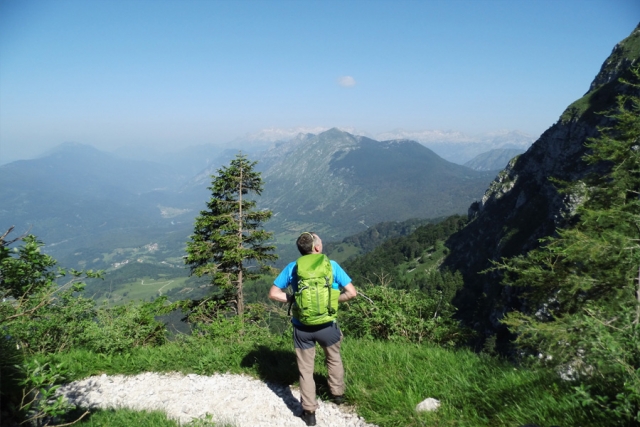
[296,232,317,255]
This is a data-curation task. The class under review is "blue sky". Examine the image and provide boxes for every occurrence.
[0,0,638,163]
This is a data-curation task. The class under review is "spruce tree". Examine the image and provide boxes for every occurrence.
[494,70,640,422]
[185,153,277,316]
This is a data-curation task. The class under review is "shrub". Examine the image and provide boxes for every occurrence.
[179,297,280,344]
[1,233,102,354]
[81,298,169,354]
[339,285,465,346]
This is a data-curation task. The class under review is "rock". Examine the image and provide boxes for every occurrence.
[415,397,440,412]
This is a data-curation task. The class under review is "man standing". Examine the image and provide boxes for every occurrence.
[269,232,357,426]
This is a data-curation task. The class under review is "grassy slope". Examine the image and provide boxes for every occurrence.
[47,335,594,427]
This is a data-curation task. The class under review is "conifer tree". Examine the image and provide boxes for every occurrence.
[185,153,277,316]
[495,70,640,422]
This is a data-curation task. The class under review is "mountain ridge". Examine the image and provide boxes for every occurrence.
[259,128,495,239]
[463,148,524,171]
[442,22,640,345]
[1,128,499,269]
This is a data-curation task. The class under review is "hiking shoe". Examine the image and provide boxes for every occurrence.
[332,395,345,405]
[301,410,316,426]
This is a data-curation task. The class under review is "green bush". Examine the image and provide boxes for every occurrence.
[1,234,101,354]
[15,360,82,426]
[184,300,281,345]
[8,289,96,354]
[81,298,169,354]
[339,285,466,346]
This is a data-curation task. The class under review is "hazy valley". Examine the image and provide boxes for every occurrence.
[1,128,524,304]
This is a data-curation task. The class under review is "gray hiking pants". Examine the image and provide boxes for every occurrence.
[293,322,345,412]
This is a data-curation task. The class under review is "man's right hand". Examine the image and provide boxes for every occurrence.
[268,285,290,303]
[338,283,357,302]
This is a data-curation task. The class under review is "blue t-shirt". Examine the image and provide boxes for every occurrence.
[274,258,352,326]
[274,259,352,292]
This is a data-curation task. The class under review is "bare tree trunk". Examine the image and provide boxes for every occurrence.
[237,268,244,319]
[237,165,244,317]
[635,265,640,325]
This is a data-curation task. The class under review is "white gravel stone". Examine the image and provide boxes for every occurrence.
[57,372,378,427]
[415,397,440,412]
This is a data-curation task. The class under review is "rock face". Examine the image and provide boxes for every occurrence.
[442,24,640,348]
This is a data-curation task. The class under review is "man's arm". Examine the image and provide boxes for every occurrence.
[338,283,357,302]
[268,285,291,303]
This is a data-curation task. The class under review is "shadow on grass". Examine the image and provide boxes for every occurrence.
[0,337,23,426]
[241,346,302,416]
[240,345,339,415]
[472,370,586,426]
[240,345,298,384]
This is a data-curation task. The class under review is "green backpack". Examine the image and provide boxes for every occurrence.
[291,254,339,325]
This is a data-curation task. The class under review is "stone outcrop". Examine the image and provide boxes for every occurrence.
[442,23,640,348]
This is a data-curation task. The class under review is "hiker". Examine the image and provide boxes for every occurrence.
[268,232,357,426]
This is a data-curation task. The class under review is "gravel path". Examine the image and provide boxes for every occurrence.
[58,372,377,427]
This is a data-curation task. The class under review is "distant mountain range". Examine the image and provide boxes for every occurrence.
[230,127,535,165]
[257,128,496,239]
[111,143,260,179]
[463,148,525,171]
[388,130,533,164]
[1,129,500,270]
[0,142,198,259]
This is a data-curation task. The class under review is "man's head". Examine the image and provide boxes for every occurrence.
[296,232,322,255]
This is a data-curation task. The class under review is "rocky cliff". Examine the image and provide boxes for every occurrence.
[442,23,640,347]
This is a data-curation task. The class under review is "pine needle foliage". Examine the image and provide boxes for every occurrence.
[185,153,277,316]
[493,70,640,423]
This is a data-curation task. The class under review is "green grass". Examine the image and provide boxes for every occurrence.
[100,275,190,304]
[560,90,595,123]
[44,333,597,427]
[327,242,362,263]
[404,246,447,278]
[70,408,233,427]
[341,340,590,427]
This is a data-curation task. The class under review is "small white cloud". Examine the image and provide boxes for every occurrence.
[337,76,356,87]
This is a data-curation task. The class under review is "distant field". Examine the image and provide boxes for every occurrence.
[91,274,192,305]
[404,243,448,278]
[325,242,361,263]
[78,226,368,304]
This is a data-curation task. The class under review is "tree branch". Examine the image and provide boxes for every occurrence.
[50,410,91,427]
[1,297,51,324]
[634,265,640,325]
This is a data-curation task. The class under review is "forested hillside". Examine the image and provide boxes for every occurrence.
[344,215,466,290]
[323,217,438,262]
